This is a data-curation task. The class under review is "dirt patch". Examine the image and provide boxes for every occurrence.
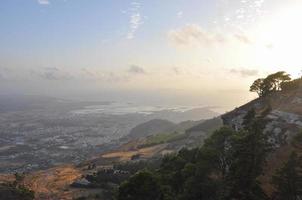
[23,165,82,200]
[102,144,167,161]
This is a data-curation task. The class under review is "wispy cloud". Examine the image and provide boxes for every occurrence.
[127,2,144,40]
[37,0,50,5]
[168,23,256,48]
[254,0,265,8]
[229,68,259,77]
[0,67,11,80]
[31,67,73,80]
[81,68,130,82]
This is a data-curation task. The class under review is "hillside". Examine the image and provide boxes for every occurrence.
[126,119,176,139]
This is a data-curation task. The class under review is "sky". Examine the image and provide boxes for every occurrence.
[1,0,302,110]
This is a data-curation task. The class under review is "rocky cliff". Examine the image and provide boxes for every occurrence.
[222,86,302,147]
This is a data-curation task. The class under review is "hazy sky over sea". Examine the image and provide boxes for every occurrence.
[0,0,301,109]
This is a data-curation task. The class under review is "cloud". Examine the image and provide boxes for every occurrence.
[168,24,226,47]
[31,67,72,80]
[127,2,144,40]
[234,33,252,44]
[106,72,130,82]
[127,13,142,39]
[0,68,8,80]
[128,65,146,74]
[177,11,183,18]
[229,68,259,77]
[81,68,97,77]
[37,0,50,5]
[172,67,180,75]
[265,43,274,49]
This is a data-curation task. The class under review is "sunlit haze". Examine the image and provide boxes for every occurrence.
[1,0,302,111]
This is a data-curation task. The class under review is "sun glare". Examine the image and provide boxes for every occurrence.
[256,3,302,77]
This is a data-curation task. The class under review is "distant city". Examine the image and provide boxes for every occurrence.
[0,95,218,173]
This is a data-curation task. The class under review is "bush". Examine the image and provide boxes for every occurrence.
[117,170,164,200]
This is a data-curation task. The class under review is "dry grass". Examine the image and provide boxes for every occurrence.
[259,145,294,197]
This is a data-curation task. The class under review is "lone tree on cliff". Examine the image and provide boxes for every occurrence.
[250,71,291,97]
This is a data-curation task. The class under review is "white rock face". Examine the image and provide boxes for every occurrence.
[268,110,302,125]
[264,110,302,147]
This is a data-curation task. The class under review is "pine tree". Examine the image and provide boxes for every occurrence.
[225,109,271,200]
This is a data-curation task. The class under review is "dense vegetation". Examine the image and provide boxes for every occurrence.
[272,152,302,200]
[117,109,274,200]
[271,132,302,199]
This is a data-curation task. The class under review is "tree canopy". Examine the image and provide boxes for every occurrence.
[250,71,291,97]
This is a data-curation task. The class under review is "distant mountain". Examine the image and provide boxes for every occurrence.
[0,95,113,113]
[149,107,219,123]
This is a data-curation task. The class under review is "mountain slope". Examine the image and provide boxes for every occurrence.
[221,83,302,195]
